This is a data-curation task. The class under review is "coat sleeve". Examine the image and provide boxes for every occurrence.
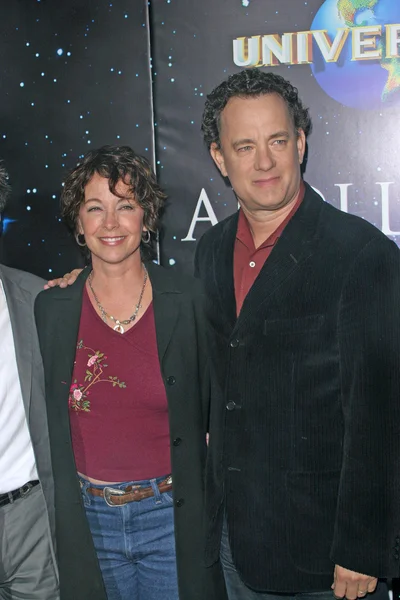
[330,235,400,577]
[192,231,212,428]
[191,278,212,432]
[193,234,206,280]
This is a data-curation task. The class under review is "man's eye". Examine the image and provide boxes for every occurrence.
[273,139,287,146]
[238,146,252,152]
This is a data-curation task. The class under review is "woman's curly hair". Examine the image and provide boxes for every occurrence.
[61,145,166,256]
[201,69,312,149]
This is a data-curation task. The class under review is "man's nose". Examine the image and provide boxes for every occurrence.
[254,146,275,171]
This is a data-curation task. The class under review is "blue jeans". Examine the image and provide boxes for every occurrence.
[220,519,389,600]
[80,475,179,600]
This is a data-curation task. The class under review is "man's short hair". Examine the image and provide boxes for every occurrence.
[0,161,10,213]
[201,69,312,149]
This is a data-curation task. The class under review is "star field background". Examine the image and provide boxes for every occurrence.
[151,0,400,274]
[0,0,154,278]
[1,0,400,278]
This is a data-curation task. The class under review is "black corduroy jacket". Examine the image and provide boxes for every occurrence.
[195,183,400,592]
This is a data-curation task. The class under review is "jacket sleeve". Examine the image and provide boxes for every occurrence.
[34,290,49,350]
[191,278,212,432]
[331,235,400,577]
[193,234,206,280]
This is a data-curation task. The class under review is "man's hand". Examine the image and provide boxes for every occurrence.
[44,269,83,290]
[332,565,377,599]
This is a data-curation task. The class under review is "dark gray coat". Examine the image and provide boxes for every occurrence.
[35,261,227,600]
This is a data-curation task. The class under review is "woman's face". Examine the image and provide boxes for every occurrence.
[77,172,146,268]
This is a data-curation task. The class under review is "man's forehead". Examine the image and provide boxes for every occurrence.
[219,93,294,132]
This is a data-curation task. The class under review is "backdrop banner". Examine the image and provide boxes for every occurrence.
[152,0,400,274]
[0,0,154,277]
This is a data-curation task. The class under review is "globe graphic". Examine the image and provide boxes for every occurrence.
[310,0,400,109]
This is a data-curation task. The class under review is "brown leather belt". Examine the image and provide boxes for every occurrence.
[86,476,172,506]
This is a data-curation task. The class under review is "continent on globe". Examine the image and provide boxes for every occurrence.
[336,0,400,103]
[381,54,400,101]
[337,0,378,26]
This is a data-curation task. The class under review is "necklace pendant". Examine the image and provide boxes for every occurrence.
[88,265,148,336]
[113,322,125,334]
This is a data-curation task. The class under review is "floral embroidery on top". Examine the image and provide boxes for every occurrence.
[69,339,126,413]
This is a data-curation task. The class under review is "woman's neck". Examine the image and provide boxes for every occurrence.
[90,256,146,294]
[87,255,152,330]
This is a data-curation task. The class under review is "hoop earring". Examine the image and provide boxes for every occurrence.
[75,233,86,247]
[141,230,151,244]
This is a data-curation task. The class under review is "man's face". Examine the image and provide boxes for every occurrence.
[210,93,306,214]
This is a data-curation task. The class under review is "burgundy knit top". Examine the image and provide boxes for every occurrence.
[68,287,171,482]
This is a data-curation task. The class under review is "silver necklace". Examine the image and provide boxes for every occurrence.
[88,265,148,334]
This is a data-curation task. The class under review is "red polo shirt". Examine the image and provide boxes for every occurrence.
[234,182,305,315]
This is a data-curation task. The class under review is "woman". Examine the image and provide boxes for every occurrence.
[35,146,227,600]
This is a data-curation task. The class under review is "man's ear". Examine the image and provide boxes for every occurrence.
[296,129,306,165]
[210,143,228,178]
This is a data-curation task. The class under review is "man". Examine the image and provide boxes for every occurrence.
[195,69,400,600]
[0,163,59,599]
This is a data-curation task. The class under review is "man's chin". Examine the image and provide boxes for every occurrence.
[240,197,293,213]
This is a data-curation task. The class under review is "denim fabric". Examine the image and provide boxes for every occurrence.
[80,475,178,600]
[220,520,389,600]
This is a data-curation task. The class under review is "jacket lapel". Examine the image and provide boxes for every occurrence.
[211,212,238,329]
[147,262,182,366]
[0,269,34,414]
[235,185,323,330]
[42,269,90,416]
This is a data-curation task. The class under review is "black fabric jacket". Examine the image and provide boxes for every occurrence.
[35,261,227,600]
[195,183,400,592]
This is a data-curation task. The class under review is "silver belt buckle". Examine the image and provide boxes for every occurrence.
[20,482,33,498]
[104,486,125,507]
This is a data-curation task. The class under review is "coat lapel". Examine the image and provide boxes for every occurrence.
[235,185,323,330]
[41,269,90,416]
[0,269,34,413]
[211,212,238,329]
[147,261,182,366]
